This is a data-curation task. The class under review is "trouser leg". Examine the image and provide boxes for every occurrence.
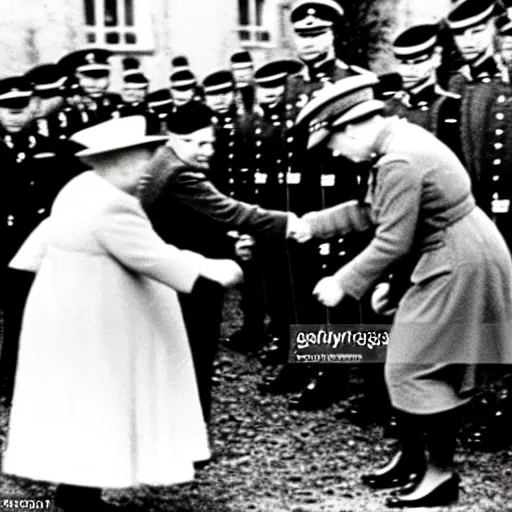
[179,278,224,423]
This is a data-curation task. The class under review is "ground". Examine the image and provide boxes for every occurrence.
[0,290,511,512]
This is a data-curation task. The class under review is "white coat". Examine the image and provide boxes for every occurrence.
[4,171,210,488]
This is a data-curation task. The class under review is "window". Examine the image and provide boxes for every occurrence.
[83,0,154,51]
[237,0,272,46]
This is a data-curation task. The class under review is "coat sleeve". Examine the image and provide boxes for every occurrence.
[165,170,289,236]
[333,158,422,300]
[302,200,372,239]
[93,196,205,293]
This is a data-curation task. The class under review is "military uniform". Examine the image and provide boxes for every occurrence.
[447,55,512,248]
[259,0,375,404]
[0,114,83,400]
[57,48,123,129]
[387,85,462,157]
[210,105,254,202]
[286,58,369,324]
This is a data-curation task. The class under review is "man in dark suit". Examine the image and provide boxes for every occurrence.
[139,101,300,422]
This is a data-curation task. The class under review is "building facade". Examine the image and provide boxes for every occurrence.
[0,0,454,90]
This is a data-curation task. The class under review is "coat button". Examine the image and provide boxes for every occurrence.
[493,158,502,165]
[496,113,505,121]
[498,95,507,103]
[493,175,500,181]
[496,128,504,136]
[494,142,503,150]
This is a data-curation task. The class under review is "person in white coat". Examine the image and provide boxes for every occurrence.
[3,116,243,512]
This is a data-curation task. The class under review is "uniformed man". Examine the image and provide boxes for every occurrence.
[203,70,252,200]
[25,63,77,141]
[0,77,83,402]
[146,88,174,134]
[202,69,268,352]
[58,48,123,127]
[287,0,366,102]
[116,58,160,134]
[230,50,256,114]
[169,69,200,112]
[446,0,512,247]
[389,24,463,154]
[245,59,309,357]
[261,0,371,407]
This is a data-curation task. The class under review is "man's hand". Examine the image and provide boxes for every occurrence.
[286,213,312,243]
[235,234,255,261]
[313,276,345,307]
[201,258,244,287]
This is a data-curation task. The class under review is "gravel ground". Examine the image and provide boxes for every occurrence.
[1,290,512,512]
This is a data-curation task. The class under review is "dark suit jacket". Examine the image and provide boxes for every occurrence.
[139,145,288,258]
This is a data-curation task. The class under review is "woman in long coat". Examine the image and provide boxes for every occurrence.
[294,75,512,508]
[3,116,242,511]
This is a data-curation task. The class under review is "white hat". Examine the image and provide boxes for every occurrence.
[70,116,168,158]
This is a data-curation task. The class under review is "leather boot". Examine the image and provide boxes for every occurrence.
[386,407,462,508]
[361,410,426,490]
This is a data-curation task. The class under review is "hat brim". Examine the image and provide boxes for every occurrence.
[307,100,385,149]
[76,135,168,158]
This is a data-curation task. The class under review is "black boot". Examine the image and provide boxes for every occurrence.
[386,407,462,508]
[288,366,348,410]
[386,474,460,508]
[361,411,426,490]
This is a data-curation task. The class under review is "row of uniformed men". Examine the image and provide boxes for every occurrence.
[2,0,512,418]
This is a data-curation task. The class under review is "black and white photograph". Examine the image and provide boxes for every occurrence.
[1,0,512,511]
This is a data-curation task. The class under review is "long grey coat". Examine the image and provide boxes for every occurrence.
[304,118,512,414]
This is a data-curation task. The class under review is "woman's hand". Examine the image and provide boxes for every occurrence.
[313,276,345,307]
[201,258,244,287]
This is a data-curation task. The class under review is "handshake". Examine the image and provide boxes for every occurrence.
[286,213,313,243]
[232,213,312,262]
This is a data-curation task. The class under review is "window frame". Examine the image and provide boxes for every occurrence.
[237,0,273,48]
[83,0,155,52]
